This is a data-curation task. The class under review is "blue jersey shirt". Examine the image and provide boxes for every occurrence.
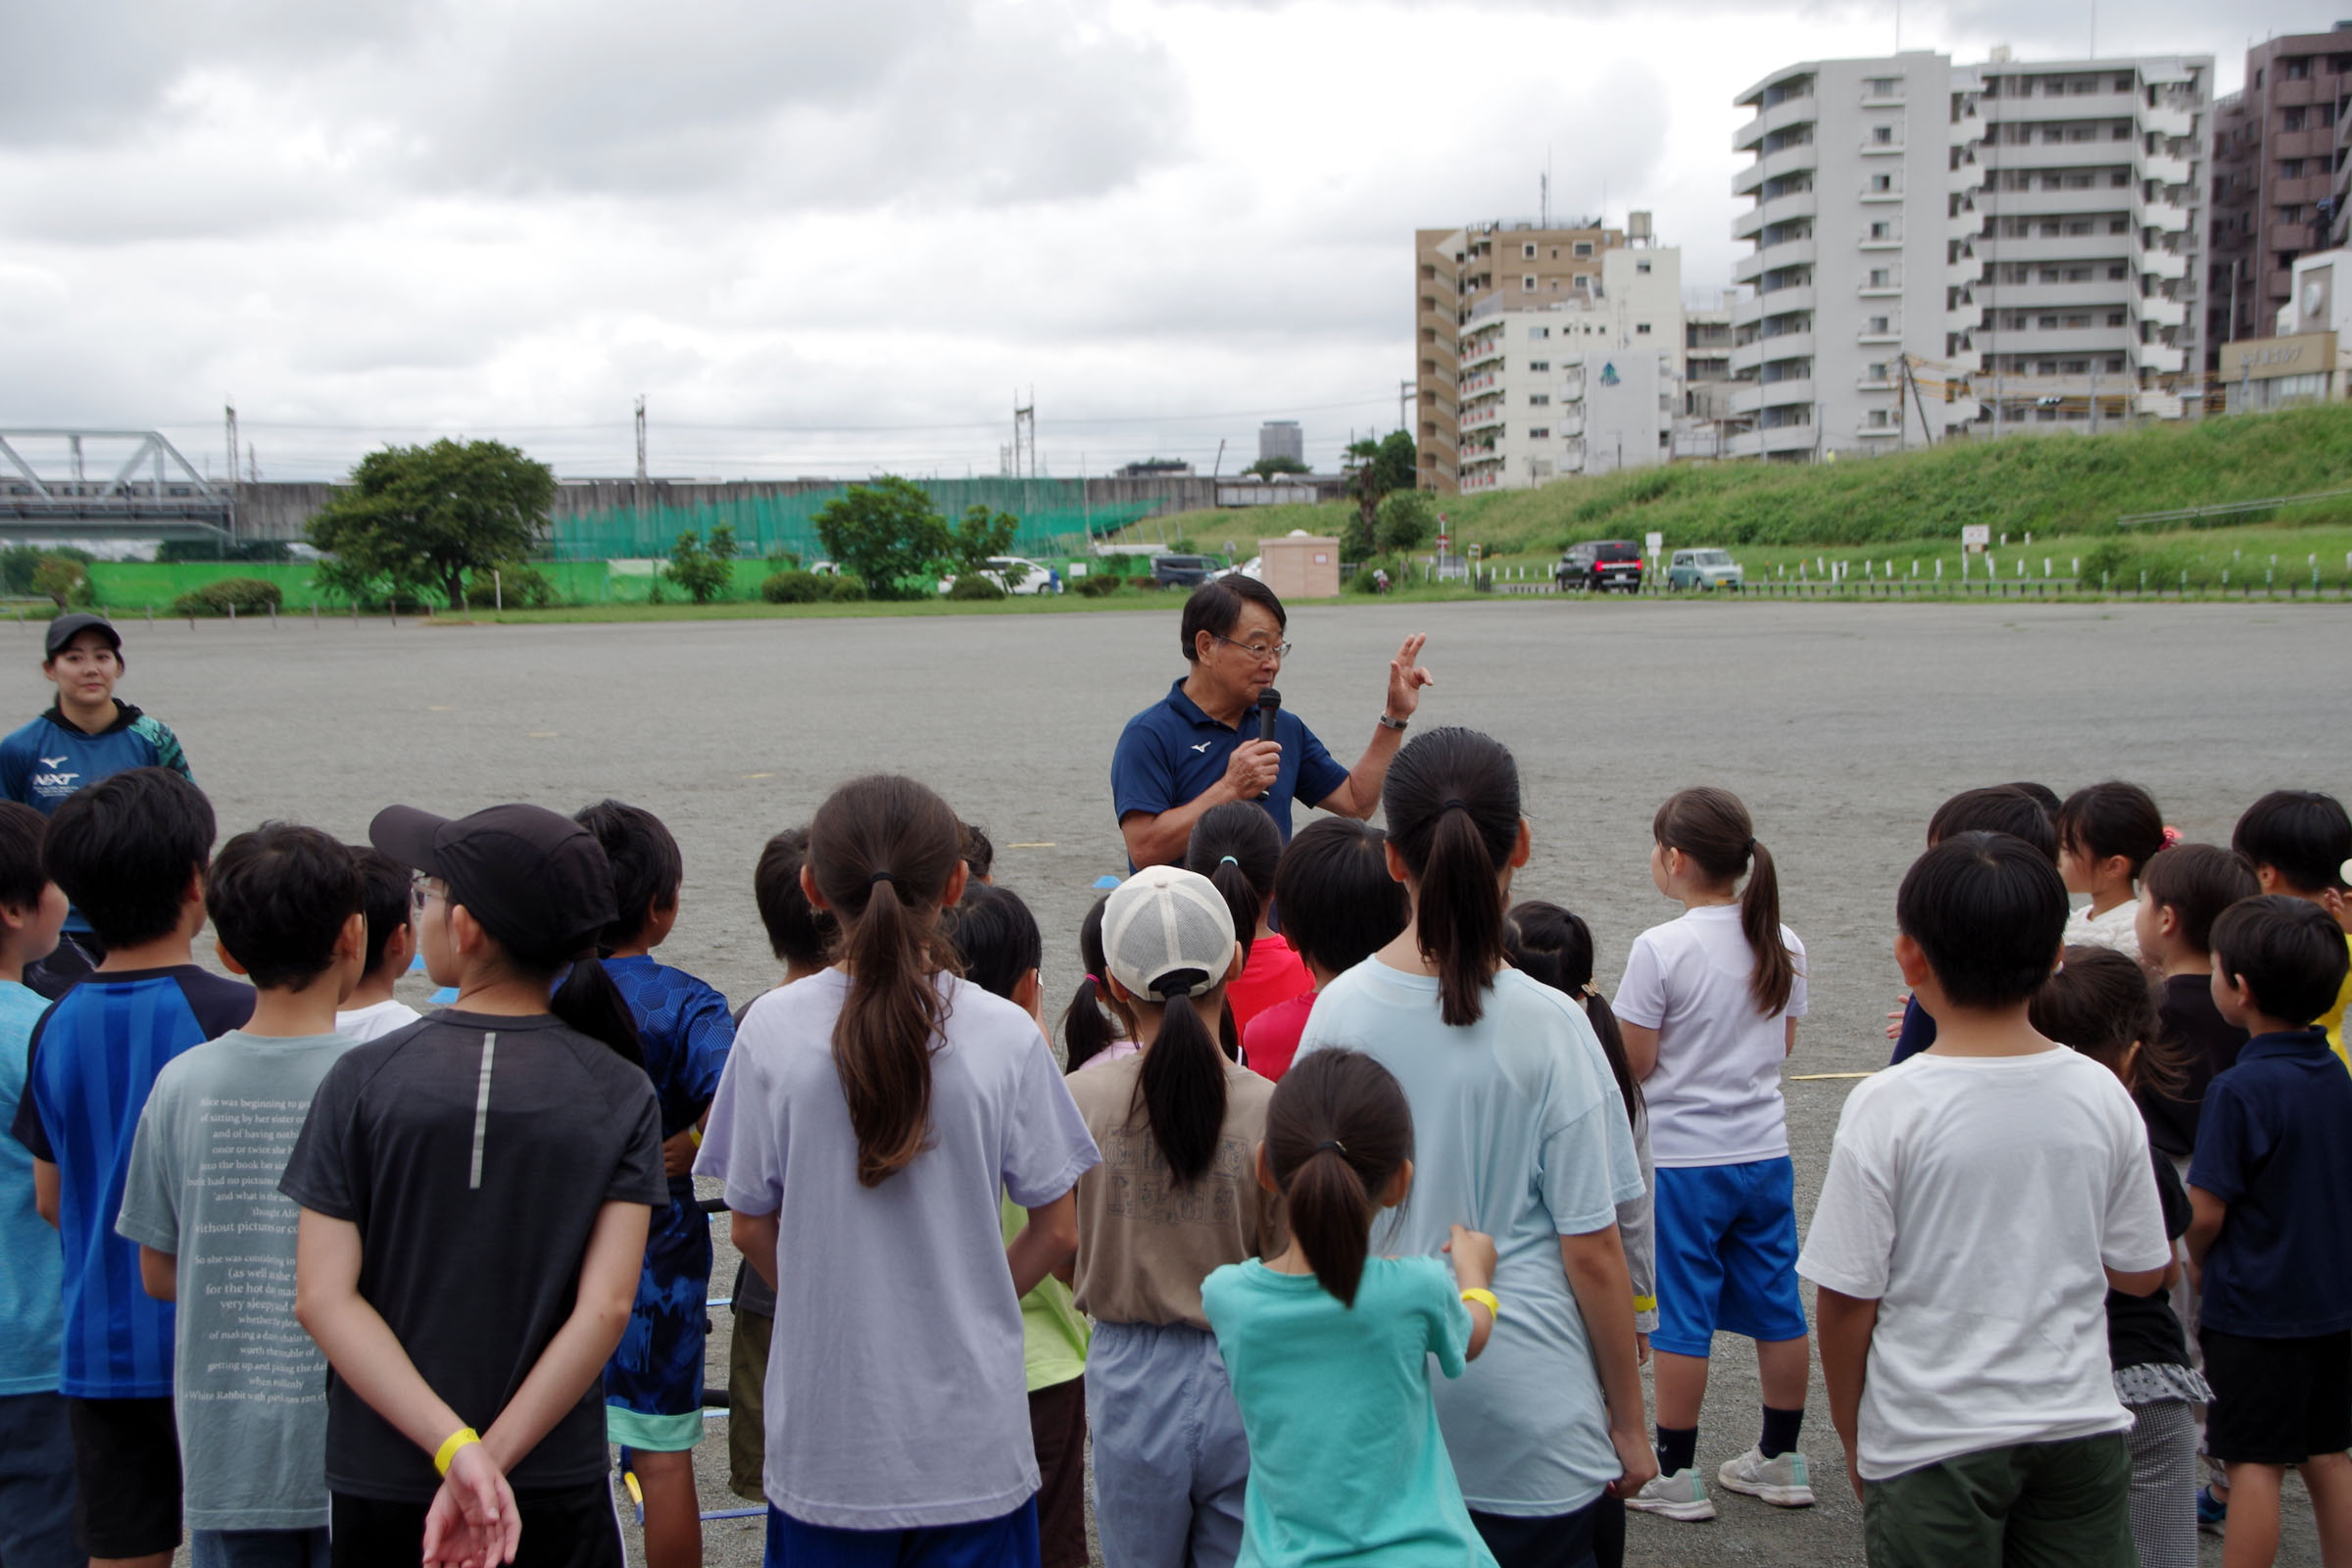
[0,980,62,1394]
[2188,1028,2352,1338]
[0,701,195,936]
[603,956,734,1195]
[1111,678,1350,863]
[8,966,254,1396]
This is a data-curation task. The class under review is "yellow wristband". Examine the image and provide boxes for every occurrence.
[434,1427,480,1478]
[689,1127,703,1148]
[1460,1288,1500,1322]
[1632,1295,1658,1313]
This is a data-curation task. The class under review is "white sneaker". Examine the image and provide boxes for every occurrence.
[1626,1467,1717,1522]
[1716,1446,1815,1508]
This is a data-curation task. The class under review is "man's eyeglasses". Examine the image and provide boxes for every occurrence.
[1212,634,1292,661]
[410,880,444,917]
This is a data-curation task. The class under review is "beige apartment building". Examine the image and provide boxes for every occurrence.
[1415,219,1626,492]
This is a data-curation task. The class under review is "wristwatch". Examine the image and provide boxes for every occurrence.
[1377,712,1408,731]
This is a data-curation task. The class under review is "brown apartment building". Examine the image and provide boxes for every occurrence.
[1414,220,1624,492]
[2212,26,2352,361]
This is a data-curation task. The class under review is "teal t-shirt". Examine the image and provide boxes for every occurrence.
[1203,1256,1497,1568]
[0,980,61,1394]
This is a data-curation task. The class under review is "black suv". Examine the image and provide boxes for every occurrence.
[1151,554,1218,589]
[1554,539,1644,593]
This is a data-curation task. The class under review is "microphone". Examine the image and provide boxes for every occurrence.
[1255,688,1281,802]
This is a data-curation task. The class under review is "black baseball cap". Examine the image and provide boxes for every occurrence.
[44,613,122,662]
[368,803,615,960]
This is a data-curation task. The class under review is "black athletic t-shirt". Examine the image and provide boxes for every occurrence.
[2137,973,2252,1159]
[279,1011,664,1503]
[2107,1146,2193,1372]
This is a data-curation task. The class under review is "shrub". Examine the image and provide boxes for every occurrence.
[1346,553,1413,595]
[32,556,93,610]
[1075,572,1125,597]
[2078,539,2136,585]
[1375,490,1440,554]
[829,574,867,602]
[171,577,283,617]
[466,563,560,609]
[946,574,1006,601]
[761,570,830,605]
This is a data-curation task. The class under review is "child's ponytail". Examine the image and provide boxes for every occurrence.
[1059,896,1125,1074]
[1263,1049,1414,1306]
[1506,902,1642,1132]
[1653,787,1795,1017]
[549,955,645,1066]
[1188,802,1280,956]
[1381,728,1522,1026]
[808,775,963,1188]
[1135,985,1228,1186]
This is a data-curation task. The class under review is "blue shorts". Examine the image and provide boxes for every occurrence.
[763,1498,1038,1568]
[604,1191,713,1451]
[1651,1157,1807,1357]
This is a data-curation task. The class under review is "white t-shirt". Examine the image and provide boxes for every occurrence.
[1615,905,1807,1167]
[1796,1049,2171,1480]
[335,999,421,1043]
[2062,899,2140,960]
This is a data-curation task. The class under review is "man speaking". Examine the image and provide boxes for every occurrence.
[1111,576,1434,868]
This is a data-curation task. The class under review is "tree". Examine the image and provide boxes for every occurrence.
[1343,430,1418,545]
[811,477,954,599]
[1374,489,1440,555]
[306,438,555,611]
[951,505,1021,590]
[1242,456,1309,479]
[2,545,92,597]
[31,555,89,610]
[665,528,734,604]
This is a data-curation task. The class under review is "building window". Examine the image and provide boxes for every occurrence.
[1529,394,1550,407]
[1574,274,1592,290]
[1523,243,1537,259]
[1868,410,1892,427]
[2109,219,2130,233]
[2107,311,2126,326]
[1531,326,1550,339]
[1637,261,1652,273]
[2038,315,2060,329]
[1870,269,1893,286]
[2062,359,2089,373]
[1573,241,1593,257]
[1868,362,1888,380]
[2286,107,2309,132]
[1874,124,1895,144]
[2287,57,2312,80]
[1868,315,1891,333]
[1530,428,1551,439]
[1637,323,1652,333]
[1522,274,1537,291]
[1871,173,1894,191]
[1529,360,1550,371]
[2283,159,2307,178]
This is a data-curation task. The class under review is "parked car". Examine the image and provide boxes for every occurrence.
[1665,548,1744,591]
[1218,556,1264,581]
[1554,539,1645,593]
[937,556,1061,596]
[1151,554,1219,589]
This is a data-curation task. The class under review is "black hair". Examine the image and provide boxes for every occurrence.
[959,822,996,884]
[2006,782,2063,815]
[349,847,413,977]
[1262,1049,1414,1307]
[1188,802,1281,953]
[208,823,362,990]
[939,883,1042,1003]
[0,801,47,912]
[1928,785,2058,863]
[1272,817,1409,979]
[1179,576,1286,662]
[2232,790,2352,894]
[2054,781,2167,882]
[2031,945,2184,1100]
[572,799,683,954]
[2139,844,2260,955]
[42,766,215,950]
[754,826,835,971]
[1896,831,2069,1009]
[809,775,965,1188]
[1506,902,1642,1132]
[2211,895,2352,1027]
[1129,953,1233,1189]
[1653,786,1796,1016]
[1059,895,1128,1073]
[1383,727,1521,1026]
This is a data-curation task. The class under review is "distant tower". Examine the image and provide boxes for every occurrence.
[1258,420,1303,466]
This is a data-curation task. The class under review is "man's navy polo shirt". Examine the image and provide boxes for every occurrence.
[1111,678,1350,861]
[2189,1028,2352,1337]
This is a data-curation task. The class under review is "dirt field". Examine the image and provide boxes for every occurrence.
[76,597,2348,1566]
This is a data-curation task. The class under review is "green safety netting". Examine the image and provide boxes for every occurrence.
[549,480,1160,564]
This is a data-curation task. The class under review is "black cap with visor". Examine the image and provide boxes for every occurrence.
[368,803,615,960]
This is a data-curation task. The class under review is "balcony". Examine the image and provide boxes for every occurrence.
[1856,419,1902,439]
[1735,94,1818,152]
[1861,137,1908,156]
[1860,184,1905,203]
[1730,339,1767,373]
[1859,279,1905,298]
[1460,405,1507,434]
[1457,370,1497,396]
[1984,89,2140,125]
[1984,138,2128,171]
[1744,377,1815,411]
[1986,281,2128,309]
[1726,429,1765,459]
[2137,295,2186,327]
[1735,237,1816,284]
[2139,343,2185,372]
[1950,163,1987,194]
[1754,283,1816,317]
[1990,185,2132,218]
[1461,338,1506,371]
[2143,154,2190,185]
[1759,423,1820,456]
[2140,105,2193,138]
[1978,326,2132,357]
[2136,247,2188,280]
[1859,323,1903,344]
[1861,231,1904,251]
[2139,200,2189,233]
[1738,188,1818,238]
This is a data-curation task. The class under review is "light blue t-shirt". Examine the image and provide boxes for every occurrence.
[1204,1256,1498,1568]
[0,980,60,1394]
[1297,961,1643,1516]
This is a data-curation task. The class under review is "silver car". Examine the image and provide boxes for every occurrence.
[1666,548,1744,591]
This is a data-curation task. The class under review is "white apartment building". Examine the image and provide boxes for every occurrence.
[1729,50,2213,458]
[1455,242,1685,492]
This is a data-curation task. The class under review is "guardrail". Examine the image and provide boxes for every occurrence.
[2117,488,2352,528]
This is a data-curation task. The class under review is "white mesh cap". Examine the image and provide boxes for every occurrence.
[1102,866,1238,1001]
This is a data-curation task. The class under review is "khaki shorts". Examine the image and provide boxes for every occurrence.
[726,1307,772,1502]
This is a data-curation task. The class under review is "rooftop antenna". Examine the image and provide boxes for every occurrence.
[1541,146,1551,227]
[2087,0,2096,58]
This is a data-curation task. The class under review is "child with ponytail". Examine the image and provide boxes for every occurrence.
[1067,866,1279,1568]
[2055,781,2170,958]
[1508,902,1657,1363]
[282,804,666,1568]
[1617,786,1812,1523]
[1202,1049,1501,1568]
[1188,802,1311,1046]
[695,775,1098,1563]
[1061,894,1136,1074]
[1296,727,1650,1568]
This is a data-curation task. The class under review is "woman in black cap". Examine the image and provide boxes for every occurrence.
[280,803,667,1568]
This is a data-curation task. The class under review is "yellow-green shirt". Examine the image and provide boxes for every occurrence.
[1002,1194,1089,1392]
[2328,933,2352,1072]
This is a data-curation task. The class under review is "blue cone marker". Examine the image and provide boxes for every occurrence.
[1093,874,1120,890]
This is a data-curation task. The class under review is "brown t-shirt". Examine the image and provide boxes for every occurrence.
[1067,1054,1281,1329]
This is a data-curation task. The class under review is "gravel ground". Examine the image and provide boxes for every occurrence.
[82,597,2349,1567]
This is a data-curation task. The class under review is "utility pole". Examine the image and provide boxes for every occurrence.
[223,403,240,545]
[246,442,258,484]
[1013,391,1036,481]
[2089,362,2100,435]
[633,395,648,517]
[1398,378,1413,435]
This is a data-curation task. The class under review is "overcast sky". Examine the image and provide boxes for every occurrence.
[0,0,2334,482]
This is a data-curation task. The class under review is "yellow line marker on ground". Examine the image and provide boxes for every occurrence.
[1789,1072,1877,1081]
[743,772,774,779]
[1007,842,1056,849]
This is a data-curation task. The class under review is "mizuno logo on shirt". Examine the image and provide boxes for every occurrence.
[38,756,66,767]
[1191,741,1213,754]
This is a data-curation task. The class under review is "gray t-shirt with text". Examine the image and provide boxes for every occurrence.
[118,1029,354,1532]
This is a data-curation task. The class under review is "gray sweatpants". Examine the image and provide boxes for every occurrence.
[1086,1320,1248,1568]
[2125,1399,2202,1568]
